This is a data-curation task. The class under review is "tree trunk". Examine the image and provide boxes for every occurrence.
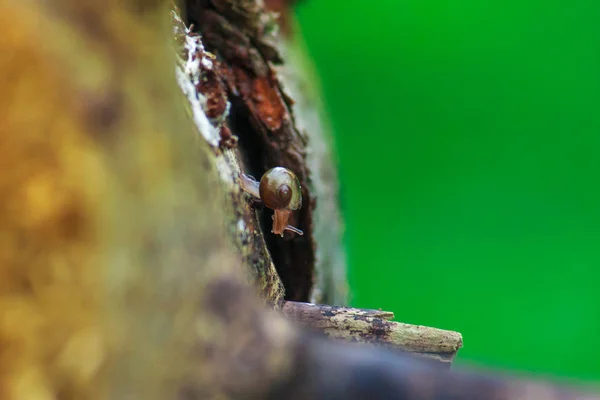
[175,0,465,361]
[1,0,599,399]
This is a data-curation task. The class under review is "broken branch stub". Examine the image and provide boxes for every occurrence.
[282,301,463,366]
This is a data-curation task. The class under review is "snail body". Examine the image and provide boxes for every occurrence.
[240,167,303,237]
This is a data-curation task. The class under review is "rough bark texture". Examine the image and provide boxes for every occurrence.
[185,0,317,302]
[172,1,464,366]
[2,0,600,399]
[173,9,286,306]
[282,302,462,366]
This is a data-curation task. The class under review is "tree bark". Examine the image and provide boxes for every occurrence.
[185,0,318,303]
[173,1,463,360]
[282,302,462,366]
[2,0,600,399]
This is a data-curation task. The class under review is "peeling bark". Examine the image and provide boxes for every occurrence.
[183,0,317,302]
[173,8,285,305]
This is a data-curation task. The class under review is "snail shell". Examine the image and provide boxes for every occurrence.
[259,167,302,211]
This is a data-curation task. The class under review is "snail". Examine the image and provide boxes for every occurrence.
[240,167,304,237]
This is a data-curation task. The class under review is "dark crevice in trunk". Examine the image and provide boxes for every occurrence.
[184,0,315,302]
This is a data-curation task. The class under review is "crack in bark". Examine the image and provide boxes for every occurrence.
[185,0,316,301]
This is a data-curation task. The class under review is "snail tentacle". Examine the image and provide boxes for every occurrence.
[284,225,303,236]
[240,173,261,199]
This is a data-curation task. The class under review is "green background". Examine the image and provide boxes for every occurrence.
[295,0,600,381]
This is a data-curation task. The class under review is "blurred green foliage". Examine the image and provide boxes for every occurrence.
[295,0,600,381]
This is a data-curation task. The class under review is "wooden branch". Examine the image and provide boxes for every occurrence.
[269,334,600,400]
[282,301,463,366]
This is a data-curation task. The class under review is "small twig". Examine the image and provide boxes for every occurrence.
[281,301,463,366]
